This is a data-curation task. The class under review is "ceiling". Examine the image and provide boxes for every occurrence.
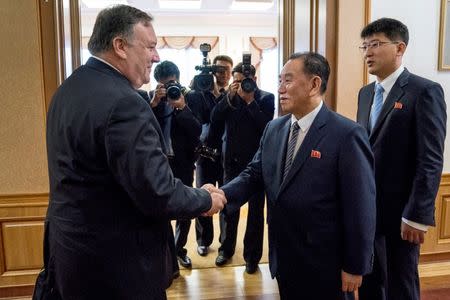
[80,0,277,15]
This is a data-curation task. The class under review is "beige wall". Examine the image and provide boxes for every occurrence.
[334,0,367,120]
[0,0,49,194]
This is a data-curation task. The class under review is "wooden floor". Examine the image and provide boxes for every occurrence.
[5,263,450,299]
[167,264,279,299]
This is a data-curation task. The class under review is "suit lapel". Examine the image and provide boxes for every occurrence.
[370,69,409,141]
[359,83,375,132]
[279,105,329,193]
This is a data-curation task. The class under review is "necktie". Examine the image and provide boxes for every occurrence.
[369,83,384,131]
[283,122,300,180]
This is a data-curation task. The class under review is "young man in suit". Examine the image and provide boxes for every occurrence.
[211,63,275,273]
[217,52,376,299]
[149,60,202,270]
[45,5,226,299]
[191,55,234,257]
[357,18,446,300]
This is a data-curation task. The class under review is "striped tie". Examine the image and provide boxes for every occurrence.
[283,122,300,180]
[369,83,384,132]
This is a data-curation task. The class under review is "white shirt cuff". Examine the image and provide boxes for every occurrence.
[402,218,429,232]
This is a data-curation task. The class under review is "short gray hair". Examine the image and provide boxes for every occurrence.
[88,5,153,55]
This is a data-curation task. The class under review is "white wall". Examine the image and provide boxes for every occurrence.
[371,0,450,172]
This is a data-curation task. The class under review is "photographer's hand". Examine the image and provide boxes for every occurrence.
[150,84,166,108]
[228,81,239,100]
[169,94,186,110]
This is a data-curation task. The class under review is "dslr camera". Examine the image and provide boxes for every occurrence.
[162,80,187,101]
[195,144,220,162]
[192,43,227,92]
[240,53,257,93]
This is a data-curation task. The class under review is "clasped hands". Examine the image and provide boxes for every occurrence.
[201,184,227,216]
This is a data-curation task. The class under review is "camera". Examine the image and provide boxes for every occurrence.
[195,144,220,162]
[240,53,257,93]
[163,80,187,101]
[192,43,225,92]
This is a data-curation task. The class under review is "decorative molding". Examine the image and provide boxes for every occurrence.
[363,0,371,85]
[70,0,81,70]
[280,0,295,65]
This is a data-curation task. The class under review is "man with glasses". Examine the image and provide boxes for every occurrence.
[357,18,446,300]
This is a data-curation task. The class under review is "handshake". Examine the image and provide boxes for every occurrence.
[201,184,227,216]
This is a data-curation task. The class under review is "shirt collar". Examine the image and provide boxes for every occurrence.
[91,55,123,75]
[290,101,323,132]
[376,65,404,95]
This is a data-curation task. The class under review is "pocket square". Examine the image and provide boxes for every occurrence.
[311,150,321,159]
[394,102,403,109]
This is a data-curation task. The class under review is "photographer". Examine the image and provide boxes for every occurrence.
[211,61,275,273]
[188,54,234,256]
[147,60,202,270]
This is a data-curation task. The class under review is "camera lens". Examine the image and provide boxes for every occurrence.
[241,78,256,93]
[166,85,181,100]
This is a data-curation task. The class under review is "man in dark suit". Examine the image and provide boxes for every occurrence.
[211,63,274,273]
[189,55,234,256]
[45,5,226,300]
[148,60,202,269]
[356,18,446,300]
[218,52,376,299]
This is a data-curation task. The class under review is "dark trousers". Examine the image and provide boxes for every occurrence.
[359,233,420,300]
[170,164,195,257]
[276,272,355,300]
[218,188,264,264]
[194,158,223,247]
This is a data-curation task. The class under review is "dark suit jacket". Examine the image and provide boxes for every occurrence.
[46,57,211,299]
[222,104,376,294]
[211,89,274,181]
[147,92,202,183]
[357,69,446,234]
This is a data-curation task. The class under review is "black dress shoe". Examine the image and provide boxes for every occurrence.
[245,262,258,274]
[215,254,229,266]
[177,254,192,269]
[197,246,209,256]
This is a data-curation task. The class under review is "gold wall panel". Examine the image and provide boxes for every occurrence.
[2,222,44,271]
[440,195,450,239]
[0,0,49,194]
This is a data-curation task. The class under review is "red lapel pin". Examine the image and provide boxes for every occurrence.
[311,150,321,159]
[394,102,403,109]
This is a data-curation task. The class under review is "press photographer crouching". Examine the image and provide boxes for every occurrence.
[187,46,234,257]
[145,60,202,272]
[210,57,275,273]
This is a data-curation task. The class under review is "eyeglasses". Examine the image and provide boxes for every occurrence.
[359,41,400,52]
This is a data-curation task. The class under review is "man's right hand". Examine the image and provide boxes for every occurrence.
[201,184,227,216]
[150,84,166,108]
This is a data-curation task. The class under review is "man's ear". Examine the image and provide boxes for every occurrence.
[309,76,322,96]
[112,36,127,59]
[396,41,407,57]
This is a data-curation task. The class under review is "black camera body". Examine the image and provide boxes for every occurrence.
[240,53,257,93]
[195,144,220,162]
[192,43,225,92]
[163,80,186,101]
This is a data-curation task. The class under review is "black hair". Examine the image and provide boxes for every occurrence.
[213,55,233,66]
[232,63,256,76]
[153,61,180,81]
[88,5,153,55]
[361,18,409,45]
[289,52,330,94]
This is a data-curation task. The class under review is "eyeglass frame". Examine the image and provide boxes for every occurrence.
[358,40,400,52]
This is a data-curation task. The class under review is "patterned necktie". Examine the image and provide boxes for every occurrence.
[283,122,300,180]
[369,83,385,131]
